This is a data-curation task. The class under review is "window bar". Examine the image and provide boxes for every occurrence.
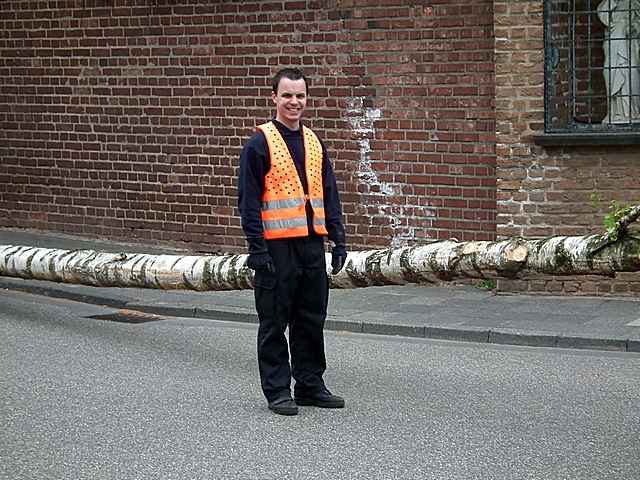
[625,0,634,127]
[570,0,577,125]
[585,0,593,125]
[636,2,640,124]
[543,0,553,131]
[607,0,612,126]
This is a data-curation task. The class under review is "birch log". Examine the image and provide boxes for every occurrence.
[1,232,639,291]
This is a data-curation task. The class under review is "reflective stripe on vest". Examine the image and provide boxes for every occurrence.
[257,121,329,240]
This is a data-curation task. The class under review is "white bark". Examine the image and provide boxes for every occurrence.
[1,233,639,291]
[0,246,253,291]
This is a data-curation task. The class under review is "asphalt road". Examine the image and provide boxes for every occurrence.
[2,289,639,480]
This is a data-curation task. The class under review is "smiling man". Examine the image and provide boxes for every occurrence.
[238,68,348,416]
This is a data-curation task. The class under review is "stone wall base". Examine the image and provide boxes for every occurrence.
[497,273,640,297]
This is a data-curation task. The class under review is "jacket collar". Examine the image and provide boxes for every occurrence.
[272,118,303,137]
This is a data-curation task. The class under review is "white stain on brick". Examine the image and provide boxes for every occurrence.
[346,97,435,247]
[346,97,384,185]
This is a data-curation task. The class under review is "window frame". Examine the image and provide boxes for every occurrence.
[539,0,640,144]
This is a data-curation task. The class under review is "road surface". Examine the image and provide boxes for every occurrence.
[1,289,639,479]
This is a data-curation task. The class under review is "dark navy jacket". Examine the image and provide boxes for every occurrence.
[238,119,345,253]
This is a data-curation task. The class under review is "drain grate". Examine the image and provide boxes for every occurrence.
[88,309,165,324]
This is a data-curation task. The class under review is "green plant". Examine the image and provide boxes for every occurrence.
[590,192,603,210]
[475,278,496,290]
[603,200,634,241]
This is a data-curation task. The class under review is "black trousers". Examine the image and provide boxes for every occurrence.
[254,235,329,402]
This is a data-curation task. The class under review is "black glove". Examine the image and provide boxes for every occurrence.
[245,237,275,273]
[247,252,275,274]
[331,245,347,275]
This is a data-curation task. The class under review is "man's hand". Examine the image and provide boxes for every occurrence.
[247,252,275,274]
[331,245,347,275]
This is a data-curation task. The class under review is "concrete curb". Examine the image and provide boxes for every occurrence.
[0,279,128,309]
[1,278,638,354]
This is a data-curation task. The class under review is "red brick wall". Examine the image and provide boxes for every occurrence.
[494,0,640,295]
[0,0,497,253]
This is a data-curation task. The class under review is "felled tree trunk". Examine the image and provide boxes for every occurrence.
[1,232,639,291]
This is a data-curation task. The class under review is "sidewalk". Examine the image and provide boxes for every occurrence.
[1,227,639,353]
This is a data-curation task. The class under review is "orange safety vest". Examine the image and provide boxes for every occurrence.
[257,121,329,240]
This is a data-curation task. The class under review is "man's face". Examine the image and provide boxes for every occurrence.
[272,77,307,130]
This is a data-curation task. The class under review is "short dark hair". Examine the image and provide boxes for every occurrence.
[272,68,309,94]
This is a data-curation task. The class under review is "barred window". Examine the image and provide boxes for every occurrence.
[544,0,640,133]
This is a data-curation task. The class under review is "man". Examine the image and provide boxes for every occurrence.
[238,68,348,416]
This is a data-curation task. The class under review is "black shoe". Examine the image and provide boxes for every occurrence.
[295,389,345,408]
[268,397,299,416]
